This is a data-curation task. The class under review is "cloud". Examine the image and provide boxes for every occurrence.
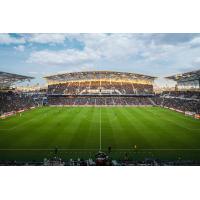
[147,33,199,45]
[26,33,68,44]
[25,33,200,78]
[27,34,143,66]
[14,45,25,52]
[81,33,142,59]
[0,34,25,44]
[0,33,70,45]
[3,33,200,81]
[27,47,100,66]
[189,37,200,47]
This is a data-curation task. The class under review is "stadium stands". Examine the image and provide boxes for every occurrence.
[45,71,155,95]
[0,92,43,114]
[44,71,155,112]
[153,91,200,113]
[166,69,200,90]
[48,96,153,106]
[0,72,41,115]
[1,70,200,116]
[47,81,153,95]
[162,91,200,99]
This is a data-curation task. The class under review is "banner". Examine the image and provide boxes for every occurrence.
[0,111,16,119]
[195,114,200,119]
[185,111,195,116]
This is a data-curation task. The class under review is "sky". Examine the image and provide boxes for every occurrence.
[0,33,200,87]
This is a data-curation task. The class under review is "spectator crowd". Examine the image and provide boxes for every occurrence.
[48,81,154,95]
[0,92,42,115]
[153,91,200,114]
[48,96,153,106]
[1,90,200,115]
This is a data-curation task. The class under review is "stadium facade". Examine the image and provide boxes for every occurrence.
[0,71,34,89]
[44,71,156,95]
[166,69,200,90]
[43,71,156,106]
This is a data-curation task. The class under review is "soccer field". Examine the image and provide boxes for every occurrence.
[0,106,200,161]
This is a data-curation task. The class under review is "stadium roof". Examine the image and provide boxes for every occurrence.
[166,69,200,82]
[44,71,156,82]
[0,71,34,88]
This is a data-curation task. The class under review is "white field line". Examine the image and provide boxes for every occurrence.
[108,149,200,151]
[0,149,99,151]
[1,148,200,151]
[99,106,102,151]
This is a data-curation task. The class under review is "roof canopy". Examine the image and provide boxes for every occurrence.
[166,69,200,82]
[0,71,34,88]
[44,71,156,82]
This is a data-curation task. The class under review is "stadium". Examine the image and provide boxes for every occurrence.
[0,70,200,166]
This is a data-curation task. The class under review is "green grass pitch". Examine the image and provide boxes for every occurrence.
[0,106,200,161]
